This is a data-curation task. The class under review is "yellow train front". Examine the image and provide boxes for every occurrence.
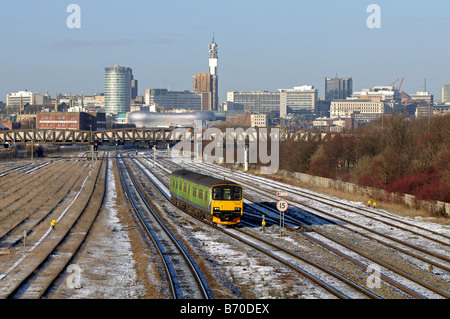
[211,183,243,226]
[170,170,243,226]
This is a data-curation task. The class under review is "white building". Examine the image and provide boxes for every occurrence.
[410,91,433,105]
[105,65,133,114]
[330,99,387,119]
[251,114,269,127]
[227,91,280,114]
[441,85,450,104]
[351,86,401,112]
[279,85,318,118]
[6,90,44,113]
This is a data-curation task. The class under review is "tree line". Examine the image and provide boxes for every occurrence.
[280,114,450,203]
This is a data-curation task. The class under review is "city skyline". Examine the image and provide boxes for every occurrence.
[1,0,449,103]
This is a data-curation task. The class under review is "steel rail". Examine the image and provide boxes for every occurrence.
[180,160,450,267]
[1,157,106,299]
[132,154,375,299]
[177,159,450,299]
[117,154,212,299]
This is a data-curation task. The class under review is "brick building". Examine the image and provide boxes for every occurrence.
[36,112,106,130]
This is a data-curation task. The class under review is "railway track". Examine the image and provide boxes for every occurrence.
[179,158,450,299]
[128,152,386,299]
[116,154,213,299]
[0,161,90,248]
[191,161,450,262]
[139,150,450,299]
[0,156,107,298]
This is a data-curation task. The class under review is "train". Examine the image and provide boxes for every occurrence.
[169,169,243,226]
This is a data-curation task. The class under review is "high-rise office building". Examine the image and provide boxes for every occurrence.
[145,88,202,110]
[193,73,211,93]
[227,91,280,113]
[279,86,318,118]
[325,77,353,101]
[441,84,450,104]
[131,77,138,100]
[193,73,213,111]
[105,65,133,113]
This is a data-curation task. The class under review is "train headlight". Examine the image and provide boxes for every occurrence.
[235,207,241,212]
[213,207,220,211]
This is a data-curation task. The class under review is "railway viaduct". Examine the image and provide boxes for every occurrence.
[0,127,337,146]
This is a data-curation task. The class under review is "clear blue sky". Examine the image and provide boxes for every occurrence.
[1,0,449,103]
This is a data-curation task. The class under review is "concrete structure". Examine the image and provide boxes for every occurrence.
[192,36,219,110]
[193,74,214,110]
[193,73,211,92]
[330,99,387,119]
[209,35,219,110]
[279,85,318,118]
[6,91,45,114]
[145,89,202,110]
[410,91,433,105]
[105,65,133,114]
[250,114,269,127]
[351,86,401,112]
[227,91,280,114]
[440,84,450,104]
[325,77,352,101]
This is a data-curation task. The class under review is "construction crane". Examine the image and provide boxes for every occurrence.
[398,78,404,91]
[390,77,404,91]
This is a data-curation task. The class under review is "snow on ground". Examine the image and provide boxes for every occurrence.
[50,152,450,299]
[50,159,147,299]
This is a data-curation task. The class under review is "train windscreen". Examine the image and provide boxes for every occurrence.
[212,185,242,201]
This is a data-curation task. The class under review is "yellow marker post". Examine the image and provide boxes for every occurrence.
[51,220,56,230]
[373,202,377,209]
[262,215,266,232]
[368,200,371,207]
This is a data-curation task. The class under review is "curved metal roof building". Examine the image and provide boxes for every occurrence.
[127,111,217,128]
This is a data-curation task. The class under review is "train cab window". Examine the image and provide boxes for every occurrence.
[212,186,242,200]
[213,187,220,200]
[233,187,242,200]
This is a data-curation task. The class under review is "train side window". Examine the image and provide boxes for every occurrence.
[183,182,186,192]
[193,187,197,197]
[198,188,203,200]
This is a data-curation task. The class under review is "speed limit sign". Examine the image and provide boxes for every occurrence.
[276,199,288,212]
